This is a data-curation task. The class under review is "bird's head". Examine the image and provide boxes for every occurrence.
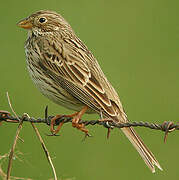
[17,10,71,35]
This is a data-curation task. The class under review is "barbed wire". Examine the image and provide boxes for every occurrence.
[0,107,178,135]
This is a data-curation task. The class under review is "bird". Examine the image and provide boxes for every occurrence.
[17,10,162,172]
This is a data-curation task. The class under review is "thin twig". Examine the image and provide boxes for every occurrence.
[31,122,57,180]
[6,93,24,180]
[6,92,20,121]
[6,118,24,180]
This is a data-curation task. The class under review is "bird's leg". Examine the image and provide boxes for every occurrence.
[50,112,79,135]
[72,106,89,135]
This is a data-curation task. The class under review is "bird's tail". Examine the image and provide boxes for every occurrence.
[122,127,163,173]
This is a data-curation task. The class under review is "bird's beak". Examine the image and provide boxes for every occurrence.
[17,18,33,29]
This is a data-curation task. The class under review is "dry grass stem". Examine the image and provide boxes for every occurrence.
[6,120,24,180]
[6,92,24,180]
[31,122,57,180]
[6,92,20,121]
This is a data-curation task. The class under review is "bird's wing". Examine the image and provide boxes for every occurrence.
[36,35,126,120]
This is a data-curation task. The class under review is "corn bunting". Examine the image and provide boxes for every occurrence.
[17,10,162,172]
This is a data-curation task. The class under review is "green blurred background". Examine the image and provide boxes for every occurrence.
[1,0,179,179]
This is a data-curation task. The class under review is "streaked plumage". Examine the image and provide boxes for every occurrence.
[17,10,162,172]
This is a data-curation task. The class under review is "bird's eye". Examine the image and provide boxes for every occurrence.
[39,17,47,23]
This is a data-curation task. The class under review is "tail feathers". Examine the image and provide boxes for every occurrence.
[122,127,163,173]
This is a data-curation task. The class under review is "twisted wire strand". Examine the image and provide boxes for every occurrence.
[0,110,178,134]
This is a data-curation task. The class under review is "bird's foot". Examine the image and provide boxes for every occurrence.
[49,106,89,136]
